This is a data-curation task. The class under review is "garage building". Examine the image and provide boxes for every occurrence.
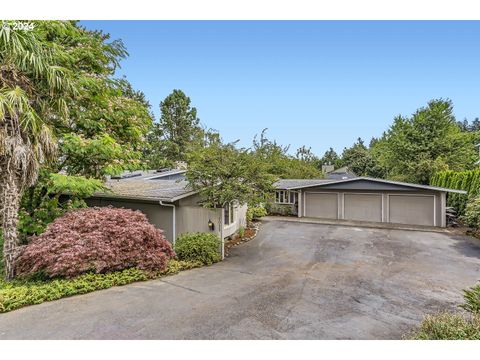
[273,177,466,227]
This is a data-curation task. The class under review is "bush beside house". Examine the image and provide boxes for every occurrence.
[15,207,175,278]
[0,208,209,313]
[246,205,267,222]
[174,232,222,265]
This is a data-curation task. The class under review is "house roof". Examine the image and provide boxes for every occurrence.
[274,179,335,189]
[94,176,195,203]
[274,176,467,194]
[109,169,186,181]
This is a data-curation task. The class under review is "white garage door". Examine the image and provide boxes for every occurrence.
[305,192,338,219]
[344,194,382,222]
[388,195,435,226]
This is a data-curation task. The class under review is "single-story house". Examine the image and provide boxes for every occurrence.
[86,169,247,257]
[273,177,466,227]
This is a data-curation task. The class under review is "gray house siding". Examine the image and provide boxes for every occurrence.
[87,193,247,242]
[86,198,175,241]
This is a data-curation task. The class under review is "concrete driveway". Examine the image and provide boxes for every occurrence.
[1,219,480,339]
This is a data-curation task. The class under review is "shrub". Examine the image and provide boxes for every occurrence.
[15,207,175,278]
[430,170,480,216]
[246,205,267,222]
[462,196,480,228]
[266,203,294,216]
[238,226,245,238]
[0,259,202,313]
[410,312,480,340]
[174,232,221,265]
[461,283,480,314]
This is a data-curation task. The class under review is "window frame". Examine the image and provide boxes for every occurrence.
[224,202,236,226]
[275,190,297,204]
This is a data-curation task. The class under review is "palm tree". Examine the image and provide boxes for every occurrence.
[0,22,77,279]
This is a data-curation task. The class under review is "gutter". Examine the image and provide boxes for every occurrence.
[159,201,176,246]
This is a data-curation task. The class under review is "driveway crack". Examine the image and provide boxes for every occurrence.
[158,279,203,294]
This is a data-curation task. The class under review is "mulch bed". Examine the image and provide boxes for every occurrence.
[224,221,261,256]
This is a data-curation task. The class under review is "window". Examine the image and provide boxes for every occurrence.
[224,202,235,226]
[275,190,297,204]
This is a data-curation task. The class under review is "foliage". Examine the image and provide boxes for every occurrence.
[296,145,320,166]
[174,233,222,265]
[458,117,480,132]
[238,227,245,238]
[462,196,480,228]
[371,99,478,184]
[409,312,480,340]
[0,21,84,279]
[252,129,322,179]
[0,21,152,279]
[46,24,153,179]
[246,206,267,222]
[409,282,480,339]
[430,169,480,216]
[265,202,295,216]
[145,89,204,167]
[0,259,201,313]
[15,207,174,278]
[18,172,108,239]
[341,137,384,177]
[320,147,342,169]
[460,283,480,314]
[186,138,276,208]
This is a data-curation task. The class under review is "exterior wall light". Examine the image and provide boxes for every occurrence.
[208,219,215,231]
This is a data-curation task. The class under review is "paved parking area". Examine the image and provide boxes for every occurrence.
[1,219,480,339]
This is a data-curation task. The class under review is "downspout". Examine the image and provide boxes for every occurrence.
[220,206,225,260]
[159,200,176,246]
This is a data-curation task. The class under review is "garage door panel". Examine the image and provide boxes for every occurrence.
[344,194,382,222]
[305,193,338,219]
[389,195,434,226]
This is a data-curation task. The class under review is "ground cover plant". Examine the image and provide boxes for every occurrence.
[0,225,202,313]
[409,282,480,339]
[0,259,202,313]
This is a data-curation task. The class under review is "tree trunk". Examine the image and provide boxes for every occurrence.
[1,169,22,280]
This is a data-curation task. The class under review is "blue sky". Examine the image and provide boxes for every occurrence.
[82,21,480,156]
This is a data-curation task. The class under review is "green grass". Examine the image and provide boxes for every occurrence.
[0,235,202,313]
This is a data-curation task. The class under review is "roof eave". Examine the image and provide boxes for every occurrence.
[90,188,199,203]
[275,176,467,194]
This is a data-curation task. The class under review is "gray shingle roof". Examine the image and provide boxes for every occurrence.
[94,179,195,202]
[109,169,186,181]
[274,179,335,189]
[275,176,467,194]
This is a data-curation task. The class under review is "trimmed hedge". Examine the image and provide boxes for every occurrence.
[0,260,202,313]
[430,170,480,215]
[174,233,221,265]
